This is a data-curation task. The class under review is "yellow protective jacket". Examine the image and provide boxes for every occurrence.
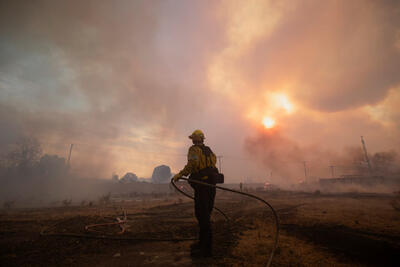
[178,144,217,180]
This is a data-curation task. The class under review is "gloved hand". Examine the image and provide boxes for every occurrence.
[172,173,181,182]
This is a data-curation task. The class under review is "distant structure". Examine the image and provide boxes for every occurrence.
[151,165,172,183]
[318,136,400,190]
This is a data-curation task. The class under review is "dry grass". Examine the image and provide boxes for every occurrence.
[221,192,400,266]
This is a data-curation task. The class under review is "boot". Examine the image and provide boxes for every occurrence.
[201,232,212,258]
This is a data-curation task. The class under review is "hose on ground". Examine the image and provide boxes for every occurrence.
[40,178,279,266]
[172,177,279,267]
[40,218,197,242]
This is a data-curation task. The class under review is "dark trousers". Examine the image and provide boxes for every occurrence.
[194,184,216,253]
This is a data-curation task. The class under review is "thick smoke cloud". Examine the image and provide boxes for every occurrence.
[240,0,400,111]
[245,128,339,185]
[0,0,225,177]
[245,128,400,187]
[210,0,400,181]
[0,0,399,183]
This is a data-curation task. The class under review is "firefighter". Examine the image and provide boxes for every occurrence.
[173,129,217,257]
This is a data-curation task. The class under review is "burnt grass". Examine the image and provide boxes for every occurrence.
[281,223,400,266]
[0,200,240,267]
[1,192,400,266]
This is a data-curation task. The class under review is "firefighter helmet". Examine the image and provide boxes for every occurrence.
[189,129,205,141]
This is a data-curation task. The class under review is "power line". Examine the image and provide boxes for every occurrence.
[41,141,330,166]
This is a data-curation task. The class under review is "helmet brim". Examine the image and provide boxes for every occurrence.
[188,135,205,140]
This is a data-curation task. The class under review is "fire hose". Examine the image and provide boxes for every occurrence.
[40,212,197,242]
[40,178,279,266]
[172,177,279,267]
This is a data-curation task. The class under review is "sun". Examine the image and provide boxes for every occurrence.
[262,117,275,128]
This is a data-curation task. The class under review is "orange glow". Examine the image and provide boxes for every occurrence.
[262,117,275,128]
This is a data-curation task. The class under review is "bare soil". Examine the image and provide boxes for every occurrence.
[1,191,399,266]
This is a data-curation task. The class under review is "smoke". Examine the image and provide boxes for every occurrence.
[245,127,400,190]
[0,0,225,177]
[245,128,338,185]
[0,0,399,184]
[214,0,400,111]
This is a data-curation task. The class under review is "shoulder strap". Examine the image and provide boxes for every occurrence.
[197,145,213,167]
[199,145,211,156]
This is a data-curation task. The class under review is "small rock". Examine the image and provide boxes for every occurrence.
[139,252,145,255]
[113,253,121,257]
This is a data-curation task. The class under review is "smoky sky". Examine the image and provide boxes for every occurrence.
[0,0,399,181]
[240,0,400,111]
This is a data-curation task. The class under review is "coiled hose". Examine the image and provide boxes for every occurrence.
[171,177,279,267]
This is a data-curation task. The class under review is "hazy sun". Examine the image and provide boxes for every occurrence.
[262,117,275,128]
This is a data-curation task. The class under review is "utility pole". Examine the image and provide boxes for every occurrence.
[67,144,74,168]
[360,136,372,174]
[329,165,335,178]
[302,161,308,182]
[217,156,223,173]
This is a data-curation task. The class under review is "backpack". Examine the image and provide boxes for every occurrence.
[189,145,224,185]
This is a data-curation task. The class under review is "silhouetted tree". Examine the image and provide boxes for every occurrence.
[5,137,42,175]
[120,172,138,183]
[151,165,172,183]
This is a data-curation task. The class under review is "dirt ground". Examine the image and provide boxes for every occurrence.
[1,190,399,266]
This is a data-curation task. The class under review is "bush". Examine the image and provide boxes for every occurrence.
[62,199,72,207]
[98,192,111,205]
